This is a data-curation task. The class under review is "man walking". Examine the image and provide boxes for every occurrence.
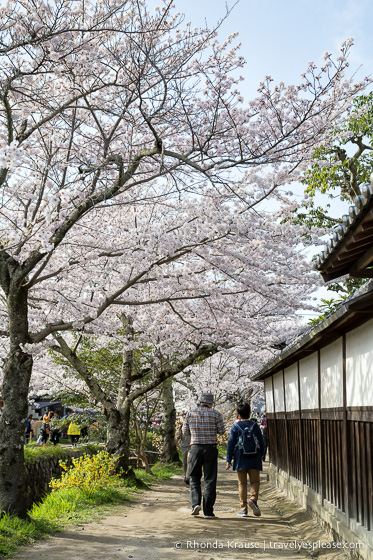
[182,393,225,519]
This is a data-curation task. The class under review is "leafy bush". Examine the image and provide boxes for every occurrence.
[144,431,163,453]
[50,450,120,495]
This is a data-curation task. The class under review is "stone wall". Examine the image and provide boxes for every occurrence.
[268,463,373,560]
[25,448,97,508]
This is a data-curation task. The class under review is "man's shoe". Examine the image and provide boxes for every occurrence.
[191,505,201,516]
[238,509,248,517]
[248,499,261,517]
[204,514,217,519]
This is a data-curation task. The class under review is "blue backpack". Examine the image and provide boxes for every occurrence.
[236,422,260,455]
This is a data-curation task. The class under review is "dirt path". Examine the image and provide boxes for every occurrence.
[14,462,347,560]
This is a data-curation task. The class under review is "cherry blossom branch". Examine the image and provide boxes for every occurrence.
[129,343,223,397]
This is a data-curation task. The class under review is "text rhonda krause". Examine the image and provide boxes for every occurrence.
[185,540,364,551]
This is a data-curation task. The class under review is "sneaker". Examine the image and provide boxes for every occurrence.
[248,499,261,517]
[204,514,217,519]
[238,509,248,517]
[191,505,201,516]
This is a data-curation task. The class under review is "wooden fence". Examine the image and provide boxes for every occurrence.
[268,408,373,532]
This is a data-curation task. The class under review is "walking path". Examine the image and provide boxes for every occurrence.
[14,462,347,560]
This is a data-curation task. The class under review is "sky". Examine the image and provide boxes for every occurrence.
[168,0,372,212]
[172,0,373,316]
[174,0,373,97]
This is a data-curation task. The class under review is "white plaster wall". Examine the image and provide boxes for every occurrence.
[273,371,285,412]
[284,364,299,411]
[299,353,318,410]
[264,377,274,413]
[320,338,343,408]
[346,318,373,407]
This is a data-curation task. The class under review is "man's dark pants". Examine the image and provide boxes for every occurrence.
[189,444,218,516]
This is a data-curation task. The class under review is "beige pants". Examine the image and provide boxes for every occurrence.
[237,469,260,508]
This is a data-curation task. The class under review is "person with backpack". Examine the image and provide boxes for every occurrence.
[226,402,265,518]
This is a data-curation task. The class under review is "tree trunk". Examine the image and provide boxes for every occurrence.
[0,283,32,517]
[137,444,152,474]
[133,419,153,474]
[105,314,137,476]
[160,379,180,463]
[105,400,131,473]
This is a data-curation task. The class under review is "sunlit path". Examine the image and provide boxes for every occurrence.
[14,462,343,560]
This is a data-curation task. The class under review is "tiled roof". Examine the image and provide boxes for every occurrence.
[314,179,373,281]
[253,280,373,380]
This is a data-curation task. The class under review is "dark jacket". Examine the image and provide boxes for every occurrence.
[226,420,265,471]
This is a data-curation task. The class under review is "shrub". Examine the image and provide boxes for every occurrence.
[50,450,120,495]
[145,431,163,453]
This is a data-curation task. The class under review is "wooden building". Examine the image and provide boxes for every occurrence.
[254,183,373,559]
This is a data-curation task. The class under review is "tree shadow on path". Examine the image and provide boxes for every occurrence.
[13,462,342,560]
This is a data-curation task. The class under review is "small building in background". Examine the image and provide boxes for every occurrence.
[28,395,64,419]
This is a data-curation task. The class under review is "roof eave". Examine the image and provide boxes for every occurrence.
[253,280,373,381]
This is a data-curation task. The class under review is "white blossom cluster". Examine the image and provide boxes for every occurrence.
[0,0,368,401]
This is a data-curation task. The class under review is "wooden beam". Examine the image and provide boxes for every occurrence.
[272,376,277,466]
[350,270,373,278]
[297,360,304,484]
[318,349,324,499]
[283,371,290,476]
[342,334,349,517]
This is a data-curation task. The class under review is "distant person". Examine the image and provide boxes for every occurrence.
[50,411,61,446]
[177,412,191,484]
[39,411,51,446]
[67,416,81,447]
[226,402,265,518]
[62,410,72,438]
[80,413,89,442]
[24,414,34,444]
[183,393,225,519]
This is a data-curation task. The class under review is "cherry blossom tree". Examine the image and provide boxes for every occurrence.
[0,0,367,517]
[173,351,264,411]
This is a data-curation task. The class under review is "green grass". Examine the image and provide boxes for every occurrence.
[0,461,182,558]
[132,461,182,486]
[24,443,102,464]
[0,513,57,557]
[218,445,227,459]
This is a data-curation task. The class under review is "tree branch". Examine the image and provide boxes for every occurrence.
[129,343,224,397]
[50,334,116,413]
